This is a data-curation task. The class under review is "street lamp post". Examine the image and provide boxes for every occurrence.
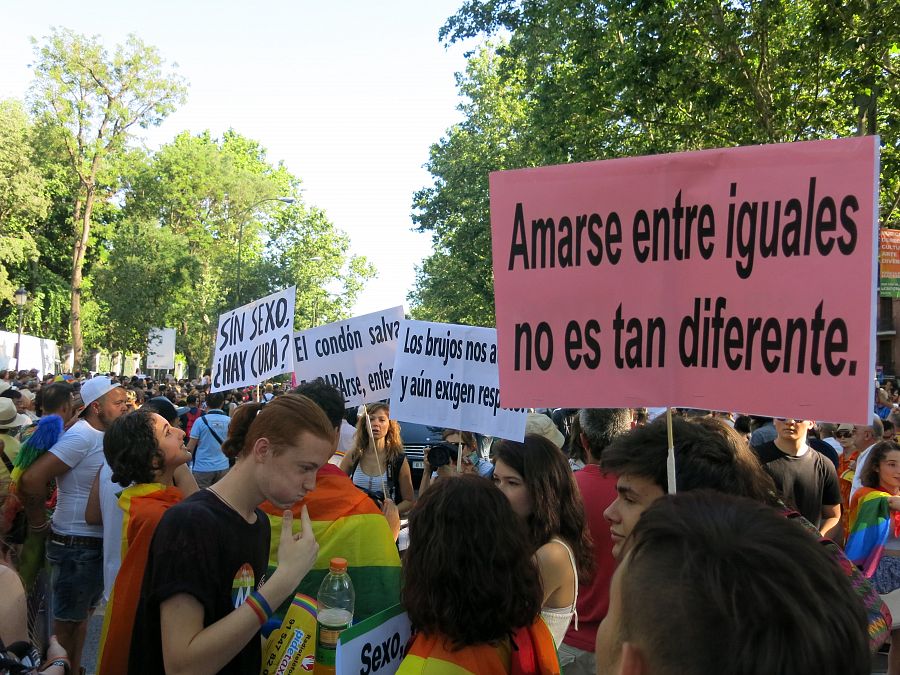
[14,287,27,372]
[235,197,295,306]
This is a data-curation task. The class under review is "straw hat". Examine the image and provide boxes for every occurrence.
[525,412,565,449]
[0,398,32,430]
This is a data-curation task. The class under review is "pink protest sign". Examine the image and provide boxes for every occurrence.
[490,137,878,424]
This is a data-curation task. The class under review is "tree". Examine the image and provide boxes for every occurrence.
[91,218,196,353]
[411,0,900,320]
[0,99,46,305]
[28,28,186,366]
[121,130,375,373]
[410,46,533,324]
[261,203,377,329]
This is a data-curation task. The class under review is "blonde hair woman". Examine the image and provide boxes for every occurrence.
[340,403,415,515]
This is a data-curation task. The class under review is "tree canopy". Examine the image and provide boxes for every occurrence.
[411,0,900,323]
[1,30,375,374]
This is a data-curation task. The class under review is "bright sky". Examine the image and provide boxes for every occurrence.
[0,0,474,316]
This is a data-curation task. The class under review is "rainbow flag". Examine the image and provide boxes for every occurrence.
[846,487,900,578]
[261,464,401,622]
[96,483,183,675]
[397,620,560,675]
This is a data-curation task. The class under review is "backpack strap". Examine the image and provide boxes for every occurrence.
[386,452,406,503]
[192,415,225,468]
[200,415,225,445]
[0,447,14,475]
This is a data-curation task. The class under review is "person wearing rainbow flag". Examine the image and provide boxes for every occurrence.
[261,380,401,625]
[94,409,192,675]
[398,475,559,675]
[847,440,900,675]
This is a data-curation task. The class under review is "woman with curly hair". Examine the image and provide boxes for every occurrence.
[847,440,900,675]
[398,475,558,675]
[95,410,193,675]
[339,403,415,514]
[493,435,594,647]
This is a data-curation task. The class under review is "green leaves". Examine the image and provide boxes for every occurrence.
[412,0,900,321]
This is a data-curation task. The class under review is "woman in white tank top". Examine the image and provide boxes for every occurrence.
[339,403,416,514]
[492,434,594,647]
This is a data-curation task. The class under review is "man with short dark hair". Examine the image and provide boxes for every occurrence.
[752,418,841,538]
[185,391,230,489]
[558,408,630,675]
[595,491,871,675]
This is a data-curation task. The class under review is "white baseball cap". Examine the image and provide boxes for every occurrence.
[80,376,121,409]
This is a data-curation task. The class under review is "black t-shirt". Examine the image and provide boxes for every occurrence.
[753,441,841,527]
[128,489,271,675]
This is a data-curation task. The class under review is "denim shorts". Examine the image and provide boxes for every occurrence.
[46,538,103,622]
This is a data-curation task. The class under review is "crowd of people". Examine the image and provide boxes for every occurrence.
[0,365,897,674]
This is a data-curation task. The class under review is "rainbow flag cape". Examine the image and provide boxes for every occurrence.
[96,483,183,675]
[398,620,560,675]
[846,487,900,578]
[261,593,318,675]
[261,464,401,622]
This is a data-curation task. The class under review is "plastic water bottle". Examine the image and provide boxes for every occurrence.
[315,557,355,675]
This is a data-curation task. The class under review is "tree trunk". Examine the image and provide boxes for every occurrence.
[70,187,95,369]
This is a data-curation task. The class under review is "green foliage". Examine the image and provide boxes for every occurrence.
[2,31,376,375]
[120,130,375,370]
[410,47,532,325]
[0,100,46,302]
[27,28,188,365]
[92,218,196,353]
[412,0,900,320]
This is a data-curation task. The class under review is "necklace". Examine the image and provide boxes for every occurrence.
[208,485,254,523]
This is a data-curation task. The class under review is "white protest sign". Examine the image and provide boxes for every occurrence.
[0,331,58,376]
[293,306,403,407]
[390,320,527,440]
[336,605,411,675]
[210,286,296,392]
[146,327,176,370]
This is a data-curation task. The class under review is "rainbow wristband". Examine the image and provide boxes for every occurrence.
[246,591,273,625]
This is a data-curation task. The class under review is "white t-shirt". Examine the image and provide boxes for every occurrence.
[50,419,105,537]
[99,461,125,600]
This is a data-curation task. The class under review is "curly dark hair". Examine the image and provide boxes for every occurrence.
[104,410,165,487]
[860,440,900,489]
[402,475,542,648]
[493,434,595,580]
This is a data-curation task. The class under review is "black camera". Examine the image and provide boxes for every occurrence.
[426,442,458,470]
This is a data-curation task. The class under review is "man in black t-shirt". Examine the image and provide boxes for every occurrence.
[752,418,841,538]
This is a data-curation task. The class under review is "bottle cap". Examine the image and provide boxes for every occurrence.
[330,557,348,572]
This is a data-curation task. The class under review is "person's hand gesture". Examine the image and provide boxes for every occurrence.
[276,506,319,582]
